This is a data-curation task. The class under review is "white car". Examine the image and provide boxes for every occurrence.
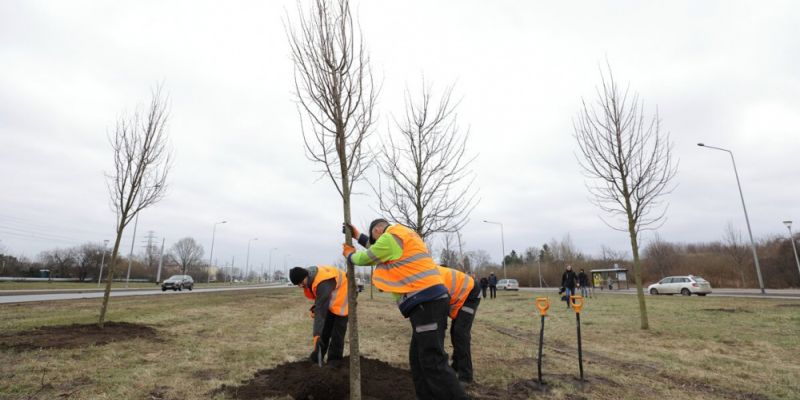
[648,275,712,296]
[496,278,519,291]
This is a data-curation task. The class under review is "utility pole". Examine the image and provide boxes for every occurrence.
[156,237,165,283]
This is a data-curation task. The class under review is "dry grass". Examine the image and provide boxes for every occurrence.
[0,287,798,399]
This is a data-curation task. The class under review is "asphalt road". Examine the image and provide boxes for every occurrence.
[0,284,288,304]
[519,287,800,300]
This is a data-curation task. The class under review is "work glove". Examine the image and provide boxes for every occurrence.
[309,305,316,319]
[342,244,356,262]
[342,223,370,248]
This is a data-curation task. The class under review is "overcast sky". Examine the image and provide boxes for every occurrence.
[1,1,798,274]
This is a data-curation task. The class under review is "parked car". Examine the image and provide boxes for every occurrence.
[496,278,519,291]
[161,275,194,291]
[648,275,712,296]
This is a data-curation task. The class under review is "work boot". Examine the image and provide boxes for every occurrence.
[327,358,344,368]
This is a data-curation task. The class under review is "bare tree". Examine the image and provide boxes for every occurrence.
[722,221,750,287]
[643,233,679,277]
[573,64,677,330]
[373,82,477,240]
[100,86,171,328]
[171,237,205,275]
[39,248,75,278]
[439,233,459,268]
[287,1,377,397]
[74,243,105,282]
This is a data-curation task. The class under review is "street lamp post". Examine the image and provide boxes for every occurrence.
[268,247,278,282]
[207,220,227,284]
[483,220,507,279]
[97,239,109,287]
[698,143,765,294]
[246,237,258,283]
[783,221,800,280]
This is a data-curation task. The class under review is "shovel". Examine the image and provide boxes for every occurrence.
[569,295,585,381]
[534,297,550,385]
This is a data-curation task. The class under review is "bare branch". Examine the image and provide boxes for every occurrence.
[371,80,478,240]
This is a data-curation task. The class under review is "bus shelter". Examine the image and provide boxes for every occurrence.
[590,268,629,290]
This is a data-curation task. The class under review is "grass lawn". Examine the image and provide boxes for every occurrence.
[0,287,798,399]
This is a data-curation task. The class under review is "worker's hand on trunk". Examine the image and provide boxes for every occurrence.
[342,223,370,247]
[342,244,356,260]
[342,223,360,238]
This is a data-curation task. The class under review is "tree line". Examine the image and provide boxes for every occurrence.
[452,230,800,289]
[0,237,207,282]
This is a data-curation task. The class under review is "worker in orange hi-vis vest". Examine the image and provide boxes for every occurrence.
[289,265,349,367]
[343,219,468,400]
[437,265,481,384]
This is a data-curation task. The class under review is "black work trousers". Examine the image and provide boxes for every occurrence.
[314,312,348,363]
[489,285,497,298]
[451,296,480,382]
[408,297,469,400]
[480,286,487,298]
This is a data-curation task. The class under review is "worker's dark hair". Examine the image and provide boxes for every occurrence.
[368,218,389,245]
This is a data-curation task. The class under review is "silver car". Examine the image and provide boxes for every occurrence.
[496,278,519,291]
[648,275,712,296]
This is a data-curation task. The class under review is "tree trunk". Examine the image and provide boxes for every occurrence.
[338,128,361,400]
[627,215,649,330]
[98,227,124,329]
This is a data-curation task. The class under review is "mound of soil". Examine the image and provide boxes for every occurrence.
[216,357,415,400]
[215,356,505,400]
[0,321,158,350]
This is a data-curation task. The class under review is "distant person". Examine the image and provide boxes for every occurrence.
[479,276,489,299]
[561,265,578,308]
[289,265,348,367]
[488,272,498,299]
[578,269,590,298]
[438,265,481,384]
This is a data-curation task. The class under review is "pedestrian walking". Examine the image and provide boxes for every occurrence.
[577,269,590,298]
[561,265,578,308]
[479,276,489,299]
[488,272,498,299]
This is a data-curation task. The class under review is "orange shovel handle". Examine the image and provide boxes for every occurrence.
[535,297,550,316]
[570,295,584,313]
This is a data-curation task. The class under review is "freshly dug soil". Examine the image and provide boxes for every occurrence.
[216,357,416,400]
[0,321,159,350]
[215,356,507,400]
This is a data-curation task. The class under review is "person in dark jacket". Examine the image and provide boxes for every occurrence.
[577,269,590,298]
[479,277,489,299]
[488,272,498,299]
[561,265,578,308]
[289,265,349,366]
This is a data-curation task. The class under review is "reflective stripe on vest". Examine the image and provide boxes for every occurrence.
[328,268,349,316]
[437,265,475,319]
[370,224,444,293]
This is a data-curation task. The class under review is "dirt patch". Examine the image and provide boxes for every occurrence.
[702,308,751,313]
[659,372,770,400]
[0,322,159,350]
[214,356,502,400]
[776,303,800,308]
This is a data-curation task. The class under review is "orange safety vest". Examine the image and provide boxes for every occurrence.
[371,224,445,294]
[437,266,475,319]
[302,265,349,316]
